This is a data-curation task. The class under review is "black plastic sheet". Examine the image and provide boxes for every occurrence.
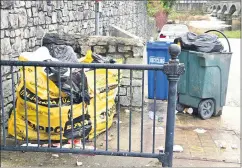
[174,32,224,53]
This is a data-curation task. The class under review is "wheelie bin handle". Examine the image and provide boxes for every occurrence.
[204,30,231,53]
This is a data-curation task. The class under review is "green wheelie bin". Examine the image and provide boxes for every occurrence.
[176,30,232,120]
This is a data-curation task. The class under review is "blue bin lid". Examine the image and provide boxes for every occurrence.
[147,41,173,49]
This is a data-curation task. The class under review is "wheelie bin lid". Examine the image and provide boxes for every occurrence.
[147,41,173,49]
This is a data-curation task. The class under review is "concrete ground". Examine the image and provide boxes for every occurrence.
[1,105,240,167]
[1,39,241,167]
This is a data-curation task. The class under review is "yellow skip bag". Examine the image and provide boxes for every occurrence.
[8,47,123,141]
[80,50,123,140]
[8,53,90,140]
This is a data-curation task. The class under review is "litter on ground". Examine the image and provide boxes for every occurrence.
[148,111,158,120]
[156,145,183,152]
[231,144,238,149]
[104,136,113,141]
[76,161,83,166]
[113,120,123,124]
[215,140,227,149]
[157,146,164,152]
[158,117,163,122]
[153,127,164,135]
[21,143,38,147]
[41,144,49,148]
[52,154,59,158]
[85,146,95,150]
[193,128,207,134]
[173,145,184,152]
[52,143,61,148]
[184,108,193,115]
[62,144,72,148]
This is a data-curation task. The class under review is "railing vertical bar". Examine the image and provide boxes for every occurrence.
[105,68,108,151]
[70,68,74,149]
[0,67,6,146]
[152,70,157,154]
[0,66,6,146]
[94,69,97,151]
[129,70,133,152]
[34,66,40,147]
[11,66,17,146]
[141,70,144,153]
[82,68,86,150]
[58,67,63,148]
[17,69,19,82]
[117,69,120,152]
[23,66,28,146]
[46,68,51,147]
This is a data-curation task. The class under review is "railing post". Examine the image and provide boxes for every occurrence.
[162,44,185,167]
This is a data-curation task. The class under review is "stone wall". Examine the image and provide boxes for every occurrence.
[0,0,147,123]
[0,1,147,58]
[78,36,144,108]
[147,17,157,40]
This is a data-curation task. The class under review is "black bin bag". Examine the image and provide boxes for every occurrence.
[174,32,224,53]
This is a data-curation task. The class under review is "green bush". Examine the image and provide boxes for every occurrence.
[147,0,176,17]
[147,2,160,16]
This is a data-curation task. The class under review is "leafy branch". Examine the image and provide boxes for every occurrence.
[147,0,177,16]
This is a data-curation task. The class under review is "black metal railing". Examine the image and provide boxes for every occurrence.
[0,44,184,167]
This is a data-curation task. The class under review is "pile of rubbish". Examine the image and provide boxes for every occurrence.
[174,32,224,53]
[8,33,123,142]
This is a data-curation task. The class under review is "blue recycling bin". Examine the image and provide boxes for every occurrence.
[147,41,173,100]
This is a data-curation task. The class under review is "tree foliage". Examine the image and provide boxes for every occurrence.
[162,0,176,9]
[147,0,177,16]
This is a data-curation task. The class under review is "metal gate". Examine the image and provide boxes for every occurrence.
[0,45,184,167]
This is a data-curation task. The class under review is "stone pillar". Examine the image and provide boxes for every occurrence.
[232,17,241,30]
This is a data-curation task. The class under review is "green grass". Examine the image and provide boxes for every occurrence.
[215,30,241,39]
[188,26,241,39]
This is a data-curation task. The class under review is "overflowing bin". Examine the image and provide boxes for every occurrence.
[176,30,232,120]
[147,41,173,100]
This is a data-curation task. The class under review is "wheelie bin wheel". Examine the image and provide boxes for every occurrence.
[176,103,185,112]
[198,99,215,120]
